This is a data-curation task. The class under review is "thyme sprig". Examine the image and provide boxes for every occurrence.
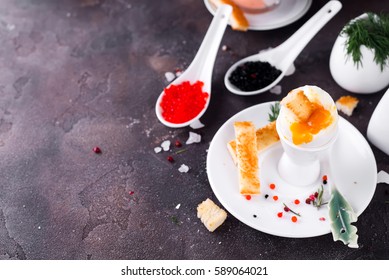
[283,203,301,217]
[313,185,328,209]
[175,148,188,155]
[268,102,280,122]
[342,12,389,71]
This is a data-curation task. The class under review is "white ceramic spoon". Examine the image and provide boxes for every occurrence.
[155,4,232,128]
[224,0,342,96]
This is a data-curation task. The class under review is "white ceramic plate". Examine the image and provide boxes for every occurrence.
[207,102,377,238]
[204,0,312,30]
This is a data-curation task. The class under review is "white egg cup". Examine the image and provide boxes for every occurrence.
[276,122,338,187]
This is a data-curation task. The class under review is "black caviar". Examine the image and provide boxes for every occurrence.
[229,61,281,91]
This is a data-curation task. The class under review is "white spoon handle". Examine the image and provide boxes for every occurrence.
[277,1,342,69]
[185,4,232,84]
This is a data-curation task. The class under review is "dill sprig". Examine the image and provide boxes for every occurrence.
[268,102,280,122]
[342,12,389,71]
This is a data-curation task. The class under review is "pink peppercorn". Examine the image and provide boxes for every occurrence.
[167,156,174,162]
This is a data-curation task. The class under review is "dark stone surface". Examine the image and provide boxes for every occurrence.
[0,0,388,259]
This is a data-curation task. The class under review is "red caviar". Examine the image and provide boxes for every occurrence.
[269,183,276,190]
[277,212,283,218]
[273,195,278,201]
[245,195,252,201]
[322,175,328,181]
[291,216,298,223]
[160,80,209,124]
[294,199,300,205]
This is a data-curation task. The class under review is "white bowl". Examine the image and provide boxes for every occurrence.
[329,14,389,94]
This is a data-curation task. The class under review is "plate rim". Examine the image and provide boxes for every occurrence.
[203,0,313,31]
[206,101,377,238]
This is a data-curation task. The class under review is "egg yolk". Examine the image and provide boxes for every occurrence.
[290,104,333,145]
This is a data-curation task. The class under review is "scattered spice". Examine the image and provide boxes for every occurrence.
[178,164,189,173]
[277,212,283,218]
[306,185,328,209]
[171,216,180,225]
[129,191,134,195]
[175,140,182,147]
[175,68,183,75]
[229,61,281,92]
[160,80,209,124]
[253,214,257,218]
[269,183,276,190]
[174,148,188,155]
[167,156,174,163]
[164,72,175,82]
[291,216,298,223]
[186,131,202,144]
[273,195,279,201]
[161,140,171,151]
[264,194,269,199]
[189,119,205,129]
[270,85,282,95]
[93,146,101,154]
[245,195,252,201]
[319,217,326,221]
[283,203,301,217]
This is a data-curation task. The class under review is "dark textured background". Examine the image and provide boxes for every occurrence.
[0,0,388,260]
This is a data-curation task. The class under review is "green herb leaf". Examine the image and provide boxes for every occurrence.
[171,215,180,225]
[328,185,359,248]
[268,102,280,122]
[342,12,389,71]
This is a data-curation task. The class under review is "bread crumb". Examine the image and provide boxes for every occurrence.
[336,95,359,116]
[197,199,227,232]
[281,90,314,122]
